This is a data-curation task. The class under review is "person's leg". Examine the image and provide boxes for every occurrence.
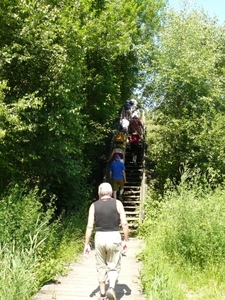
[105,232,122,300]
[95,233,108,298]
[130,143,134,162]
[99,281,106,297]
[111,180,118,199]
[133,144,139,164]
[133,146,137,163]
[107,272,117,300]
[118,179,124,200]
[119,188,124,196]
[107,271,118,289]
[131,147,136,163]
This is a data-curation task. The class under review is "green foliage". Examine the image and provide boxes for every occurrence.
[0,184,55,300]
[139,171,225,299]
[0,184,86,299]
[0,247,38,300]
[34,211,85,287]
[144,6,225,188]
[0,0,165,211]
[0,184,55,248]
[0,0,90,209]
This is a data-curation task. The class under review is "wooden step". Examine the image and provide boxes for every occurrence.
[123,200,140,204]
[123,197,140,201]
[123,203,140,208]
[125,164,143,168]
[126,216,140,221]
[123,194,140,198]
[126,178,142,182]
[126,171,143,175]
[124,204,139,208]
[125,211,140,215]
[124,185,140,189]
[124,209,139,213]
[123,190,140,194]
[122,197,140,204]
[123,195,140,198]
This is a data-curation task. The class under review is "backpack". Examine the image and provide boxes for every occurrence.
[115,132,125,143]
[124,102,131,110]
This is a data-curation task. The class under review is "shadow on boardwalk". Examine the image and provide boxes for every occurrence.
[33,238,145,300]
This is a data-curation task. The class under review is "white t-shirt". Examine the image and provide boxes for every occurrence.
[121,118,129,129]
[131,109,140,118]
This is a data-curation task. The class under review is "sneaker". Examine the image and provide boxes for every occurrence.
[106,288,116,300]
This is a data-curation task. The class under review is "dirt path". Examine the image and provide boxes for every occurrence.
[33,237,145,300]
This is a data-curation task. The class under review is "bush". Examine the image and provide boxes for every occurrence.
[0,244,38,300]
[0,185,56,249]
[139,171,225,299]
[156,188,225,268]
[0,184,86,299]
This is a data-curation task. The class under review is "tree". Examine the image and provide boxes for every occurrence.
[144,6,225,187]
[0,0,165,210]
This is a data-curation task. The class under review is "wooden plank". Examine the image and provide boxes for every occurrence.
[32,238,145,300]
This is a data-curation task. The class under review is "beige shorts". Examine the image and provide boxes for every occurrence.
[95,231,122,282]
[111,179,124,191]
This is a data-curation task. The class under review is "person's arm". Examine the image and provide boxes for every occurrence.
[122,170,126,183]
[117,200,129,253]
[109,171,112,180]
[84,203,94,257]
[139,120,144,129]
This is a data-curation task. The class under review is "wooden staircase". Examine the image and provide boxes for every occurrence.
[122,140,145,232]
[103,110,147,233]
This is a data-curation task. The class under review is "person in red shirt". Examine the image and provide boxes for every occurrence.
[128,116,143,135]
[129,132,140,165]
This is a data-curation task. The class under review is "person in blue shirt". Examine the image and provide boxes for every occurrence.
[109,155,126,200]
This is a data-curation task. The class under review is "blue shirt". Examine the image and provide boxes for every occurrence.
[109,160,126,179]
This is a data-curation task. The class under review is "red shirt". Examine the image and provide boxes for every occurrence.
[130,133,139,144]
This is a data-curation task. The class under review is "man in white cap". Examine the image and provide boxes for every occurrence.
[84,182,129,300]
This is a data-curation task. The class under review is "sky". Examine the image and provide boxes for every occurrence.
[168,0,225,24]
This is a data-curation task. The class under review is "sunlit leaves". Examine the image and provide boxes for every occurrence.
[0,0,165,209]
[145,5,225,186]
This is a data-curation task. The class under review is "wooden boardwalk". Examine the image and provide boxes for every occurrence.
[33,238,145,300]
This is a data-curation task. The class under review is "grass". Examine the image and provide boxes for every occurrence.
[0,184,87,300]
[138,172,225,299]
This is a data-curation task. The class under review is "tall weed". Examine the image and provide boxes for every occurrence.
[0,184,86,299]
[0,185,55,249]
[139,171,225,299]
[0,244,38,300]
[159,187,225,268]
